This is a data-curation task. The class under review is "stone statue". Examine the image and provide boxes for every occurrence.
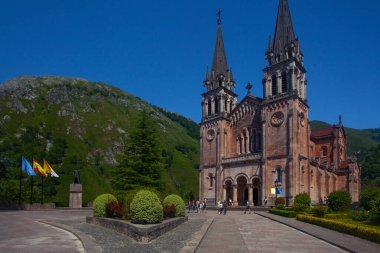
[73,170,80,184]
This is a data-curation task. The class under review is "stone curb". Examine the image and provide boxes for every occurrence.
[181,217,214,253]
[39,220,102,253]
[255,212,380,253]
[87,216,188,243]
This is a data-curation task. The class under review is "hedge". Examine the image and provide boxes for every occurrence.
[162,194,186,217]
[269,208,298,218]
[93,194,117,217]
[296,214,380,243]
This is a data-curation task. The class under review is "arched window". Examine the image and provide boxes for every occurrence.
[276,168,282,183]
[243,133,247,154]
[239,137,243,154]
[322,146,327,157]
[281,72,287,92]
[208,99,211,116]
[224,97,228,112]
[214,97,219,114]
[208,173,213,187]
[271,75,277,95]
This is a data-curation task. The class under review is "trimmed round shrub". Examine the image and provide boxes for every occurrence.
[294,193,311,206]
[130,190,163,224]
[163,194,186,217]
[277,203,285,210]
[293,193,311,212]
[328,191,351,211]
[312,206,328,217]
[93,193,117,217]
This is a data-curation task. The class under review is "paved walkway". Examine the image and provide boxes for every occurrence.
[196,211,347,253]
[0,209,89,253]
[1,209,380,253]
[256,211,380,253]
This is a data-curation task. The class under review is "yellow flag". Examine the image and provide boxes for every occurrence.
[44,160,59,178]
[43,160,51,174]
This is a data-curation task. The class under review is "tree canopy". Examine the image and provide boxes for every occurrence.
[112,110,164,193]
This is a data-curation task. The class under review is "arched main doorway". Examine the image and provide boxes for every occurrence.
[225,180,233,203]
[252,177,260,206]
[237,176,248,206]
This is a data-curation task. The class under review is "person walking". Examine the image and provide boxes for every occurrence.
[223,200,227,215]
[244,200,250,214]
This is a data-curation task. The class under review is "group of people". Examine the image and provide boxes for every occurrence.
[319,196,329,206]
[188,199,207,213]
[217,200,228,214]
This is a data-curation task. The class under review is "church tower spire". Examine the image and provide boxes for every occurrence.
[202,9,237,121]
[211,9,229,80]
[263,0,307,102]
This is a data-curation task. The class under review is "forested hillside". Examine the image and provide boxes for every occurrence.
[0,76,199,206]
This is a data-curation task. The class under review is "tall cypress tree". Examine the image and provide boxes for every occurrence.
[113,110,163,193]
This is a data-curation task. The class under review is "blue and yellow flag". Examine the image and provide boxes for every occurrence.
[21,157,37,176]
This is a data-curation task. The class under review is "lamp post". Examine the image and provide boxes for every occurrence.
[274,180,278,206]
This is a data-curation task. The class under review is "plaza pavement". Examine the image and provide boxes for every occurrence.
[1,208,380,253]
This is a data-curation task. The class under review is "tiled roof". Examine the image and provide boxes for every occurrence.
[311,128,334,138]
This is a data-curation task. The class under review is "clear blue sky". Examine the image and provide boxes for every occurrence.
[0,0,379,129]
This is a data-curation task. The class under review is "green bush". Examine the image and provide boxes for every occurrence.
[275,197,285,207]
[277,204,285,210]
[297,214,380,243]
[311,206,328,218]
[352,210,369,222]
[293,203,310,212]
[360,187,380,211]
[328,191,351,212]
[130,190,163,224]
[162,194,186,217]
[370,195,380,224]
[269,208,297,218]
[93,194,117,217]
[294,193,311,207]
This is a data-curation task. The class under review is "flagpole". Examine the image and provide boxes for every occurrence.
[41,175,44,205]
[30,176,33,205]
[19,157,22,206]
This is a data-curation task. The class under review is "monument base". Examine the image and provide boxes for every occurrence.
[69,184,82,208]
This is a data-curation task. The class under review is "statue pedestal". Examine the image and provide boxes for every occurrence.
[69,184,82,208]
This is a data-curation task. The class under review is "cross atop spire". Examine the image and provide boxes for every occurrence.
[217,8,222,25]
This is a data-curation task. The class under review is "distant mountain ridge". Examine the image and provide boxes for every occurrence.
[0,76,199,205]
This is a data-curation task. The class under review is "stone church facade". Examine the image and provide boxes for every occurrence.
[199,0,360,207]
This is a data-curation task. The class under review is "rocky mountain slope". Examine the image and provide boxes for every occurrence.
[0,76,199,205]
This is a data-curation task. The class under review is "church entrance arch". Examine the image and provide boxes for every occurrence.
[225,180,233,203]
[252,177,260,206]
[237,176,248,206]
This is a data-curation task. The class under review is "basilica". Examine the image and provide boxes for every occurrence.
[199,0,360,206]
